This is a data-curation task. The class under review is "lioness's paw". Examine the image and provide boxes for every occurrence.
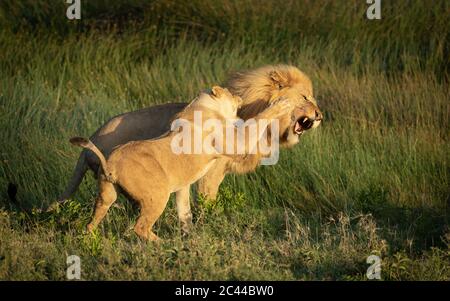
[86,223,96,234]
[264,98,294,117]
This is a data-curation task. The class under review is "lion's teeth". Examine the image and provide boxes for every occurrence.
[303,117,308,122]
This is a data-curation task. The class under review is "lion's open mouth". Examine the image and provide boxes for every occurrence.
[294,117,314,135]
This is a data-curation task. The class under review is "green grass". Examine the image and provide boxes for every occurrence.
[0,0,449,280]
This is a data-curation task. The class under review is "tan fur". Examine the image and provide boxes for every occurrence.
[55,65,322,211]
[71,87,297,240]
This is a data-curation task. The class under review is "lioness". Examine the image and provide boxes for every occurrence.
[56,65,322,210]
[70,86,296,240]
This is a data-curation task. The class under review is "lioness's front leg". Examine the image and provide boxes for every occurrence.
[176,186,193,234]
[196,158,229,203]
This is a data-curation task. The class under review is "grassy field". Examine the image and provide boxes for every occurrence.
[0,0,449,280]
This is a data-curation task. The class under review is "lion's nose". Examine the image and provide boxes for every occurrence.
[315,109,323,121]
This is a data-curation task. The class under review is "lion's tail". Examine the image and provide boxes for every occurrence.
[69,137,113,182]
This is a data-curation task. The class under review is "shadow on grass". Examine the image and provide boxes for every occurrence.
[355,186,449,251]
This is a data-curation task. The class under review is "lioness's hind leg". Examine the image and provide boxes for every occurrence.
[86,178,117,233]
[133,191,170,241]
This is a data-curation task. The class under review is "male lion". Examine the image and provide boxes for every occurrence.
[70,86,296,240]
[55,65,322,211]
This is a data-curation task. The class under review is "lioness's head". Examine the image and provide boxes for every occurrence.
[225,64,322,147]
[189,85,242,119]
[209,86,242,118]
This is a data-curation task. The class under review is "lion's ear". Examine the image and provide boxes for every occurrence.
[269,70,289,89]
[211,86,225,97]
